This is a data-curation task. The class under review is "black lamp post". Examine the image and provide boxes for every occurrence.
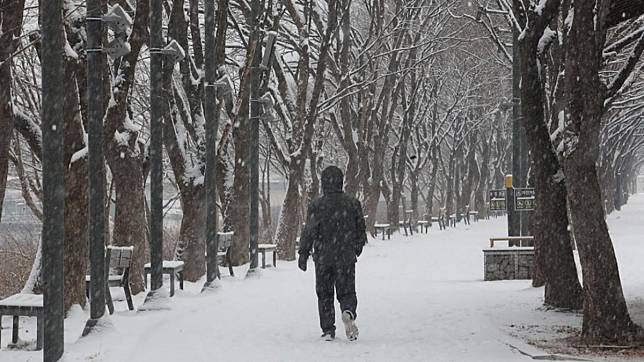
[41,0,65,359]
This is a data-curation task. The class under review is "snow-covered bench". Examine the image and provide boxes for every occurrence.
[489,236,534,248]
[0,293,43,350]
[374,224,391,240]
[417,220,429,233]
[144,260,184,297]
[400,210,414,236]
[448,214,458,227]
[257,244,277,268]
[431,216,446,230]
[85,246,134,314]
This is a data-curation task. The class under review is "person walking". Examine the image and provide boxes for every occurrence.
[298,166,367,341]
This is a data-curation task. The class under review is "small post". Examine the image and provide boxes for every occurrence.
[505,175,520,244]
[615,172,623,211]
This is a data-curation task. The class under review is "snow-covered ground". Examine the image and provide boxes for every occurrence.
[3,195,644,361]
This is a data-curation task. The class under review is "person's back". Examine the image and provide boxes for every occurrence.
[303,188,364,266]
[298,166,366,341]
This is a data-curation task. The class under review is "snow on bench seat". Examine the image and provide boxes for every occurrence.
[0,293,44,350]
[0,294,42,308]
[144,261,185,297]
[374,224,391,240]
[258,244,277,269]
[144,260,185,269]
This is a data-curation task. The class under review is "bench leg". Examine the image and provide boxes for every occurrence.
[228,248,235,279]
[12,316,18,344]
[36,315,43,350]
[226,251,234,277]
[170,272,176,297]
[179,271,184,290]
[273,250,277,267]
[144,270,148,290]
[0,314,3,348]
[106,285,115,315]
[123,282,134,311]
[261,251,266,269]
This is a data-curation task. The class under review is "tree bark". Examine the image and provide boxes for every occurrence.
[0,0,26,221]
[563,0,639,342]
[62,53,89,311]
[104,0,150,294]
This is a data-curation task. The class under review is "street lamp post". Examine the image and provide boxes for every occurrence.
[83,2,132,335]
[248,31,277,275]
[203,0,219,287]
[148,0,164,297]
[40,0,65,359]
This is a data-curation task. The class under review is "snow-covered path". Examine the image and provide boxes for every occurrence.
[4,195,644,361]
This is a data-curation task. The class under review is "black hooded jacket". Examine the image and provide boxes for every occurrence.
[299,166,367,265]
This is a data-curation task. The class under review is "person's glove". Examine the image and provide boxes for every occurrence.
[356,246,363,257]
[298,254,308,272]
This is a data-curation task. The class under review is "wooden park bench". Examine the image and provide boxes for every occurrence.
[85,246,134,314]
[144,260,184,297]
[374,223,391,240]
[469,211,479,222]
[417,220,429,233]
[257,244,277,268]
[400,210,414,236]
[431,216,446,230]
[449,214,458,227]
[0,294,43,350]
[489,236,534,248]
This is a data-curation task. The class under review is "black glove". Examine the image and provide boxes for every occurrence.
[298,254,308,271]
[356,246,363,257]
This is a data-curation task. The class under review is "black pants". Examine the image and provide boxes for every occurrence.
[315,263,357,334]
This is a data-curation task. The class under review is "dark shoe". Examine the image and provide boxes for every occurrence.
[321,331,335,341]
[342,310,359,341]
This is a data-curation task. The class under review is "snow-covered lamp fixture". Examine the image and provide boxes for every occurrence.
[475,6,484,21]
[261,31,278,69]
[101,4,133,59]
[162,40,186,63]
[102,4,133,34]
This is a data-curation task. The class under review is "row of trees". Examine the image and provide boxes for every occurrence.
[470,0,644,344]
[0,0,517,309]
[1,0,643,346]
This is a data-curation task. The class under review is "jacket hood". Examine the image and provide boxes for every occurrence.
[321,166,344,194]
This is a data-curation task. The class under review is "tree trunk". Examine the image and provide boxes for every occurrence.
[475,135,491,218]
[176,187,207,281]
[563,0,639,342]
[110,153,147,294]
[0,0,25,221]
[62,61,89,311]
[275,166,303,260]
[102,0,149,294]
[517,5,582,307]
[230,94,251,266]
[410,171,418,225]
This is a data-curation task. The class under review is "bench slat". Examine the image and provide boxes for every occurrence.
[0,294,43,308]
